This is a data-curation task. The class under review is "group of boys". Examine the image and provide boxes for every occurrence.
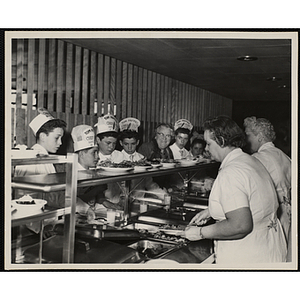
[15,109,204,218]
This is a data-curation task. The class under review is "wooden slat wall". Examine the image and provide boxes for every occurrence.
[11,38,233,150]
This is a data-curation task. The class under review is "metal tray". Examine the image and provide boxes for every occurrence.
[127,239,177,259]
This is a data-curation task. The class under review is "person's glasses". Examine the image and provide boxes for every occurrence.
[157,132,172,139]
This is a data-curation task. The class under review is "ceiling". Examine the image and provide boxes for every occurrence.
[63,38,292,102]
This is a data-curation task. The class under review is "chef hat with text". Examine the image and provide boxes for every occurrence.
[94,114,119,134]
[29,108,57,136]
[71,125,96,152]
[174,119,193,132]
[119,117,140,132]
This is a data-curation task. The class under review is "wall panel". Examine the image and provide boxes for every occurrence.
[11,38,233,150]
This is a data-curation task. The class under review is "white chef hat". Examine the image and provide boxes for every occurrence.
[71,125,96,152]
[174,119,193,132]
[94,114,119,135]
[119,117,140,132]
[29,108,57,136]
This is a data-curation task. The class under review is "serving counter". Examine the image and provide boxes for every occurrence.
[10,155,219,266]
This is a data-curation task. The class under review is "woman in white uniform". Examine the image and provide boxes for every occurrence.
[185,116,287,264]
[243,116,291,243]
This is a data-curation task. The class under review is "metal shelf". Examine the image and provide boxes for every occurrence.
[10,153,78,265]
[12,161,220,191]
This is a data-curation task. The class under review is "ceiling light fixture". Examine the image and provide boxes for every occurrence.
[277,84,287,89]
[267,77,282,81]
[237,55,258,61]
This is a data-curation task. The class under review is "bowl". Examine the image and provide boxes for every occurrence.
[11,199,47,217]
[11,149,39,158]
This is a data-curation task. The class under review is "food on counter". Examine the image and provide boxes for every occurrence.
[97,160,133,168]
[16,194,36,205]
[138,228,187,244]
[131,159,152,167]
[159,224,185,230]
[153,232,186,243]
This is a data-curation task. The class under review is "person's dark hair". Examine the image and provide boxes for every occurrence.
[36,119,67,141]
[203,116,246,148]
[174,127,190,136]
[191,138,206,148]
[119,130,140,142]
[97,131,118,140]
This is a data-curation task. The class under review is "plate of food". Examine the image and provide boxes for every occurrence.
[11,195,47,217]
[98,161,134,173]
[160,159,177,168]
[179,159,198,167]
[132,160,153,171]
[134,165,153,171]
[161,162,176,168]
[150,161,162,168]
[99,166,134,173]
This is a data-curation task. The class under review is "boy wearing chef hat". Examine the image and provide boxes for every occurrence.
[94,114,124,206]
[119,117,144,161]
[118,118,167,202]
[13,108,67,236]
[71,124,99,170]
[71,124,120,219]
[15,108,67,177]
[94,114,123,163]
[170,119,193,160]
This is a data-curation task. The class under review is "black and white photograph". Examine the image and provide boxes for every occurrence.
[4,29,298,272]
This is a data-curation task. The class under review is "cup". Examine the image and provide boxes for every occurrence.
[107,209,116,225]
[140,201,148,213]
[164,194,171,211]
[116,210,125,223]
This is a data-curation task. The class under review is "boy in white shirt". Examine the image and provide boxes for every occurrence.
[94,114,124,205]
[95,114,123,163]
[170,119,193,160]
[71,124,120,220]
[119,118,166,202]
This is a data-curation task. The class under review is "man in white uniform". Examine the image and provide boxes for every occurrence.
[170,119,193,160]
[244,116,291,244]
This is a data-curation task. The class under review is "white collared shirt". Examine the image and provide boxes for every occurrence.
[98,150,124,163]
[121,150,144,162]
[170,143,189,159]
[14,143,56,176]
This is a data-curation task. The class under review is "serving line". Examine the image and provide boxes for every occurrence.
[12,162,220,191]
